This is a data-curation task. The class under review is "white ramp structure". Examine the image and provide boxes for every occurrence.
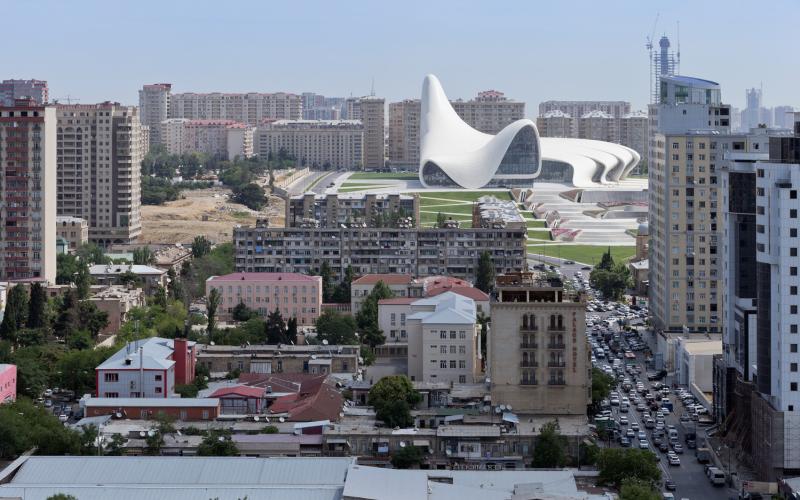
[419,74,640,189]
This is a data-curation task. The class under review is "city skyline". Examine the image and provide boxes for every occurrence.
[3,0,799,113]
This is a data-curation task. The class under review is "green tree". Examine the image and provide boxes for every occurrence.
[57,347,115,395]
[207,288,221,334]
[286,317,298,344]
[319,262,336,303]
[391,444,424,469]
[192,236,212,259]
[591,367,615,411]
[0,399,83,459]
[315,310,357,345]
[197,429,239,456]
[436,211,446,228]
[597,247,615,271]
[0,285,28,343]
[619,478,660,500]
[76,243,108,265]
[27,282,47,329]
[477,311,490,360]
[232,182,267,210]
[355,281,393,348]
[368,375,421,428]
[532,420,567,467]
[589,262,632,301]
[133,246,155,265]
[56,253,80,285]
[153,285,168,308]
[265,308,287,344]
[475,250,496,294]
[46,495,78,500]
[596,448,661,489]
[331,265,355,303]
[232,302,257,322]
[75,261,92,299]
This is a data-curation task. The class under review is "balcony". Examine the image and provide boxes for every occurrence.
[519,342,538,349]
[519,361,538,368]
[520,379,538,386]
[547,343,566,350]
[548,380,566,386]
[547,361,566,368]
[519,325,539,332]
[548,325,566,332]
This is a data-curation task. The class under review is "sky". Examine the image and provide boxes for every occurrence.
[3,0,799,115]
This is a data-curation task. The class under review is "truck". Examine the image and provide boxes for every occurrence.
[695,447,711,464]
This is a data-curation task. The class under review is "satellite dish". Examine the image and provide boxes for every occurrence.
[279,417,285,423]
[499,404,506,411]
[339,412,344,418]
[322,340,329,345]
[311,355,317,360]
[210,341,216,346]
[399,441,406,448]
[495,407,502,414]
[147,430,156,437]
[254,416,260,422]
[139,431,146,437]
[115,412,123,419]
[506,404,513,411]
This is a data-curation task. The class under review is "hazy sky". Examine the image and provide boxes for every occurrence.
[4,0,798,114]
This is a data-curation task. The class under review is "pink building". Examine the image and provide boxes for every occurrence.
[206,273,322,326]
[0,364,17,403]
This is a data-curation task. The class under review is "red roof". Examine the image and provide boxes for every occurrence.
[208,272,322,283]
[378,298,415,305]
[427,286,490,302]
[353,274,413,286]
[420,276,471,289]
[209,385,266,399]
[237,373,343,422]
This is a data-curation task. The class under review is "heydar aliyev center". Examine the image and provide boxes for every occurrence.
[419,74,640,189]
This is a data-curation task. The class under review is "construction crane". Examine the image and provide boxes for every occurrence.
[52,95,79,105]
[646,13,660,103]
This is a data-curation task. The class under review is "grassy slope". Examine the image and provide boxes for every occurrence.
[525,245,636,265]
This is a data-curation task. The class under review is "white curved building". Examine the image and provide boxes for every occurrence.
[419,75,639,189]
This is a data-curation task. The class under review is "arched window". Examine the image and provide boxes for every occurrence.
[557,334,563,345]
[530,314,537,329]
[557,315,564,328]
[523,352,529,364]
[522,315,528,329]
[549,315,556,328]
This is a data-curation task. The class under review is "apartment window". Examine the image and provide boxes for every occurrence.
[672,142,679,149]
[793,248,799,257]
[459,345,466,354]
[450,345,456,354]
[440,346,447,354]
[793,229,799,238]
[792,190,798,199]
[440,360,447,369]
[155,387,162,394]
[792,344,798,353]
[459,330,466,339]
[792,363,798,372]
[104,373,119,382]
[450,331,456,339]
[459,375,466,383]
[440,331,446,339]
[792,306,798,315]
[792,383,799,392]
[449,360,456,369]
[757,169,765,178]
[104,392,119,398]
[390,313,396,325]
[792,209,798,219]
[792,286,798,296]
[459,360,466,369]
[793,325,799,334]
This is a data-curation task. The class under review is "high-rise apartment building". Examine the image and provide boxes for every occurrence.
[0,79,48,106]
[388,91,524,168]
[162,119,253,161]
[347,97,385,170]
[169,92,302,126]
[538,100,630,120]
[255,120,363,170]
[0,98,57,282]
[56,103,144,245]
[577,110,617,143]
[535,110,574,138]
[285,192,419,229]
[774,106,796,129]
[489,272,590,414]
[648,75,733,333]
[138,83,171,146]
[618,111,649,162]
[301,93,345,120]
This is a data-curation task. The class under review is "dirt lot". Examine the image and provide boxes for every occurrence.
[140,187,284,244]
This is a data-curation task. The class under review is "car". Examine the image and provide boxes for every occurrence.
[630,422,640,432]
[637,403,647,412]
[44,389,53,398]
[619,416,629,426]
[581,266,592,270]
[637,431,647,441]
[659,442,670,452]
[58,414,68,423]
[44,399,53,408]
[680,414,691,423]
[668,455,681,466]
[639,439,649,449]
[673,443,684,454]
[687,439,697,449]
[620,437,631,447]
[664,479,677,491]
[563,260,575,265]
[626,429,636,439]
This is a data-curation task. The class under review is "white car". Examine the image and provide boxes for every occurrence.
[619,416,629,426]
[58,414,68,423]
[668,455,681,466]
[638,440,649,450]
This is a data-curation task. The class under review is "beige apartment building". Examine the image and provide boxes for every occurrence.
[0,99,57,283]
[56,215,88,252]
[138,83,171,145]
[256,120,363,170]
[536,110,574,138]
[162,119,254,161]
[56,103,144,245]
[619,111,649,163]
[346,97,385,170]
[170,92,302,126]
[388,91,524,167]
[489,272,590,415]
[577,110,617,143]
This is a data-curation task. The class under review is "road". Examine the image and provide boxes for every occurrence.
[601,324,736,500]
[286,170,343,195]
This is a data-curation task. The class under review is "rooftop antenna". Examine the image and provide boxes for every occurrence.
[370,77,375,97]
[676,20,681,74]
[645,13,660,104]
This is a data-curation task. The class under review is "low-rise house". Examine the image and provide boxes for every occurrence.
[239,373,345,423]
[353,274,489,316]
[152,245,193,273]
[197,343,359,377]
[0,364,16,403]
[89,264,167,294]
[81,396,220,421]
[209,385,268,415]
[56,215,89,252]
[206,272,322,325]
[351,274,417,314]
[96,337,197,398]
[89,285,146,337]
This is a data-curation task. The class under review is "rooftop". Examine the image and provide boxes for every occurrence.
[378,297,416,306]
[89,264,165,276]
[207,272,321,283]
[97,337,193,371]
[352,274,414,286]
[661,74,720,89]
[83,397,219,408]
[407,292,476,325]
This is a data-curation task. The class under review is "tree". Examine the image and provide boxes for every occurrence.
[118,269,141,287]
[46,495,78,500]
[436,211,446,228]
[207,288,221,334]
[368,375,421,428]
[27,282,47,329]
[619,478,660,500]
[477,311,490,360]
[315,310,357,345]
[596,448,661,489]
[56,253,80,285]
[597,247,615,271]
[232,302,256,322]
[232,182,267,210]
[286,317,298,344]
[391,444,424,469]
[197,429,239,456]
[75,261,92,299]
[154,285,168,308]
[590,262,632,301]
[475,251,496,294]
[76,243,108,265]
[133,246,155,265]
[192,236,212,259]
[57,347,115,396]
[319,262,336,303]
[0,285,28,342]
[0,399,83,459]
[591,367,615,412]
[265,307,287,344]
[355,281,393,348]
[532,420,567,467]
[331,265,355,303]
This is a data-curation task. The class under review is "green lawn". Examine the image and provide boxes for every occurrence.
[525,245,637,265]
[420,204,475,216]
[525,219,546,228]
[349,172,419,180]
[527,229,552,240]
[417,191,512,203]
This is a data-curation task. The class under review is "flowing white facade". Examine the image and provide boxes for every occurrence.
[419,75,639,188]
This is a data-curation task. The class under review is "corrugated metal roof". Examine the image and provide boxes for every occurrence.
[84,397,219,408]
[0,486,342,500]
[8,456,353,487]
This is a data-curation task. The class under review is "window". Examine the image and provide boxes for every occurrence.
[459,345,466,354]
[792,363,798,372]
[792,306,798,315]
[459,360,466,369]
[459,375,466,383]
[440,360,447,369]
[155,374,162,381]
[792,209,798,219]
[793,248,798,257]
[390,313,396,325]
[103,392,119,398]
[459,330,466,339]
[104,373,118,382]
[792,383,798,392]
[793,190,798,199]
[440,346,447,354]
[792,344,798,353]
[155,387,162,393]
[450,331,456,339]
[202,410,209,420]
[440,331,446,339]
[792,286,798,296]
[793,325,798,334]
[450,345,456,354]
[449,360,456,369]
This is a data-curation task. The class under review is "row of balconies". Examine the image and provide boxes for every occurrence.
[519,325,566,332]
[519,380,567,386]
